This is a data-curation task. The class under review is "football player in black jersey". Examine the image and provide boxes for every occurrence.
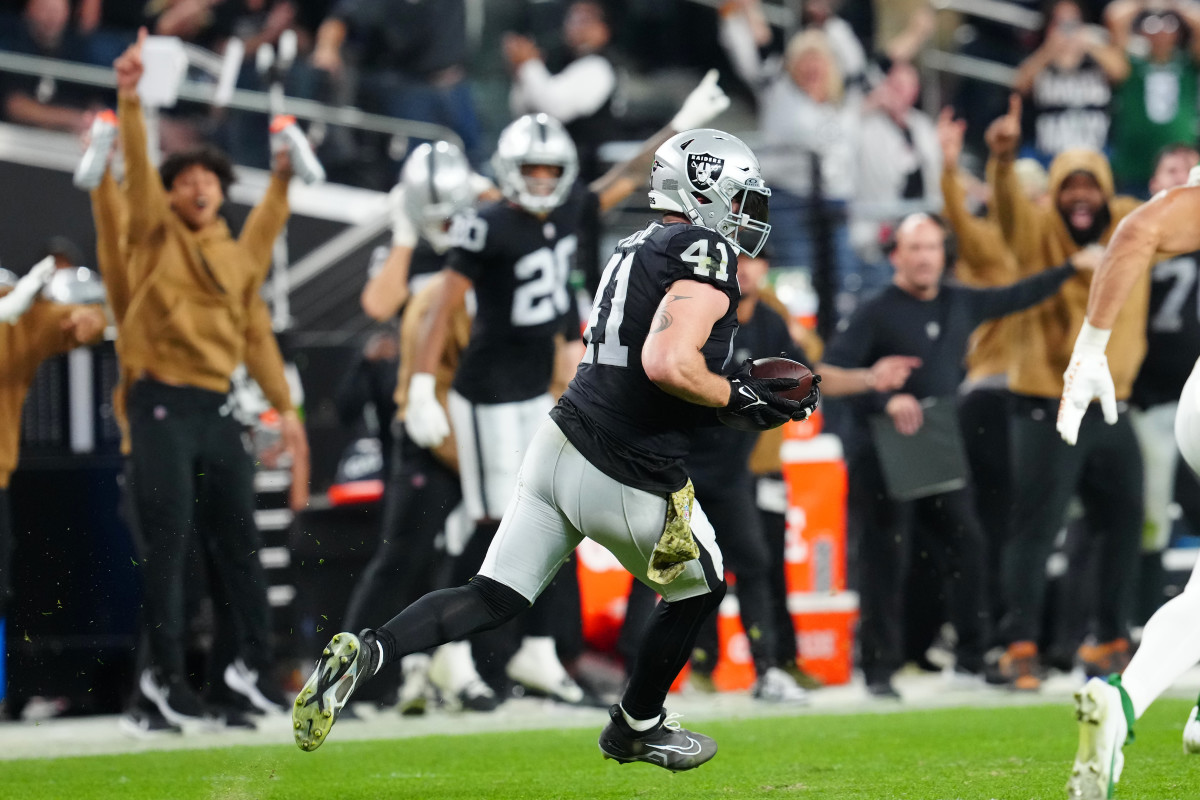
[293,128,818,769]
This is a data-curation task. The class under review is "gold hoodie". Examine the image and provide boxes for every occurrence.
[98,101,295,453]
[989,149,1146,399]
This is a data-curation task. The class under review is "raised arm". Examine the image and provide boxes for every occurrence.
[115,29,170,244]
[505,35,616,123]
[91,170,131,321]
[589,70,730,213]
[717,0,773,89]
[985,94,1042,266]
[239,170,291,271]
[937,108,1009,281]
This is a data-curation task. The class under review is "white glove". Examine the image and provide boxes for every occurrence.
[1056,321,1117,446]
[404,372,450,449]
[670,69,731,132]
[0,256,55,324]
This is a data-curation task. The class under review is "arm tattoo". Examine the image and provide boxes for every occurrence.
[650,294,691,334]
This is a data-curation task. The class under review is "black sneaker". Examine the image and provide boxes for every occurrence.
[293,629,380,752]
[139,669,216,728]
[598,705,717,772]
[223,658,287,715]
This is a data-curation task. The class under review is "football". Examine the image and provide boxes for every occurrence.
[744,357,815,401]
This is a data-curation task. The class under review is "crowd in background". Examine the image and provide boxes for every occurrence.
[3,0,1200,721]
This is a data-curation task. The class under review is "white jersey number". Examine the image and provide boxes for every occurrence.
[1150,255,1199,333]
[511,236,576,327]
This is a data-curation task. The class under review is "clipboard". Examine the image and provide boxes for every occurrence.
[868,397,970,501]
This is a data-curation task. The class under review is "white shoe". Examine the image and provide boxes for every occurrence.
[942,667,987,691]
[429,641,499,712]
[397,653,431,716]
[752,666,809,704]
[1066,678,1128,800]
[506,636,585,704]
[224,658,286,715]
[1183,705,1200,754]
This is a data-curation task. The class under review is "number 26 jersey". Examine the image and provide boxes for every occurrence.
[553,221,740,494]
[446,182,596,405]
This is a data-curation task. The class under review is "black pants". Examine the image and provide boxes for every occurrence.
[690,474,779,676]
[343,431,461,633]
[958,387,1013,635]
[757,474,798,666]
[127,380,271,679]
[0,489,10,620]
[1001,396,1143,645]
[850,448,989,683]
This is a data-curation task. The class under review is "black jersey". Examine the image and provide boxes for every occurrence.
[408,237,446,293]
[1132,252,1200,408]
[686,302,807,490]
[552,221,741,494]
[445,183,598,404]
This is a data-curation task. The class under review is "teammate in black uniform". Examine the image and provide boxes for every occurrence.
[293,128,818,769]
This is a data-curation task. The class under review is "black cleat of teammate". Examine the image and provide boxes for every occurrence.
[598,704,717,771]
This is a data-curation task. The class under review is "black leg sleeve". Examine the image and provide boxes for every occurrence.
[621,542,726,720]
[373,576,528,667]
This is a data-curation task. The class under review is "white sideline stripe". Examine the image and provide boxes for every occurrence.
[719,591,860,617]
[254,470,291,493]
[268,584,296,607]
[254,508,293,531]
[786,591,859,614]
[259,546,290,569]
[780,434,843,464]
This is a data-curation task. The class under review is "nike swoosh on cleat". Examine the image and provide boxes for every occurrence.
[646,736,703,756]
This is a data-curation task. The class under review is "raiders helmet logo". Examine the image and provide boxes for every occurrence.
[687,153,724,189]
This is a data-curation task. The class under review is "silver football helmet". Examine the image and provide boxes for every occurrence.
[400,141,475,252]
[42,267,106,305]
[649,129,772,257]
[492,113,579,215]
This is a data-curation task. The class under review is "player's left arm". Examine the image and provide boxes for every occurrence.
[642,279,734,407]
[589,70,731,213]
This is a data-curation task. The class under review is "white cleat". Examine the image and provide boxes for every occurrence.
[292,631,378,751]
[1066,678,1127,800]
[752,666,810,704]
[397,653,432,716]
[1183,705,1200,754]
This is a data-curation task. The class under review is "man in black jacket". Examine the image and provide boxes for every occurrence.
[824,212,1093,698]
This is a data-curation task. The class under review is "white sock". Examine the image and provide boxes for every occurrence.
[374,640,386,675]
[1122,560,1200,718]
[620,704,660,732]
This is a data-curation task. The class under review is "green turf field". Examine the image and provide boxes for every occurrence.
[4,700,1196,799]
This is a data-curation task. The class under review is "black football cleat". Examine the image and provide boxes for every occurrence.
[293,630,380,751]
[598,704,717,772]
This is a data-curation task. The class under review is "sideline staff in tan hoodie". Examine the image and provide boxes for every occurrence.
[0,277,105,627]
[113,28,306,723]
[984,94,1145,692]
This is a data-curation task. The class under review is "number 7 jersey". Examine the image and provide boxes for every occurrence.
[446,182,596,404]
[552,220,741,495]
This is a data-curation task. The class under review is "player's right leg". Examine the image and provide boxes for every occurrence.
[1066,676,1131,800]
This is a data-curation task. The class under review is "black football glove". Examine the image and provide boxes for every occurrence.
[797,374,821,421]
[721,360,805,432]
